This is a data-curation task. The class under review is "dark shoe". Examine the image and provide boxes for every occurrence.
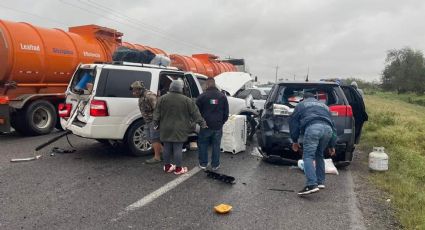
[145,157,162,164]
[297,185,319,196]
[318,184,325,189]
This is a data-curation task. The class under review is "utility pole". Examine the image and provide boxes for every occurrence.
[275,65,279,83]
[305,65,309,82]
[293,74,296,81]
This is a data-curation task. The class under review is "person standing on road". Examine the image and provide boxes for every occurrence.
[351,81,364,98]
[153,79,207,175]
[131,80,162,164]
[289,92,337,196]
[196,78,229,171]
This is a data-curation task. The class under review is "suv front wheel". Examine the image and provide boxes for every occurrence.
[125,119,153,156]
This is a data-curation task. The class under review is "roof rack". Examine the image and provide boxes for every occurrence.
[111,61,179,70]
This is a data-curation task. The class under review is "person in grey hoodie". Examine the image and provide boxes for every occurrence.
[153,79,207,175]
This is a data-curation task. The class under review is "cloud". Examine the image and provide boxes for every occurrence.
[1,0,425,82]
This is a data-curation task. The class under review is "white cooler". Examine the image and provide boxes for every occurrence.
[220,115,247,154]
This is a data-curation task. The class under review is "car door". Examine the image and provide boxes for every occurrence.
[341,85,368,144]
[184,73,202,99]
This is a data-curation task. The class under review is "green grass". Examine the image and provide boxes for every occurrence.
[362,94,425,229]
[373,91,425,107]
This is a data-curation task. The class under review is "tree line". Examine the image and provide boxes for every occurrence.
[381,47,425,94]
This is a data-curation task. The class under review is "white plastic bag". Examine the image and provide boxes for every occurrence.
[150,54,171,66]
[297,159,339,175]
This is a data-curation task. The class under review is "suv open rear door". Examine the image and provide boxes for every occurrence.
[341,85,368,144]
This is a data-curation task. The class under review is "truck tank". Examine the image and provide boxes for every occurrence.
[121,42,168,56]
[0,19,170,136]
[0,19,124,99]
[170,53,237,78]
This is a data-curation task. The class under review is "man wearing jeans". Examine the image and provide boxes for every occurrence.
[196,78,229,171]
[289,92,337,196]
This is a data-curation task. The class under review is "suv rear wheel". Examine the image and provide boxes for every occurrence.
[125,119,153,156]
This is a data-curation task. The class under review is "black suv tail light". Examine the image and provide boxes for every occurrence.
[329,105,353,117]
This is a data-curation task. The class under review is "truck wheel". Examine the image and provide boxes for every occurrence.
[125,119,153,156]
[19,100,57,136]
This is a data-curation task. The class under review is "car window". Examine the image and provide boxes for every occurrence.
[103,69,152,98]
[274,85,343,108]
[236,89,252,99]
[185,74,200,98]
[250,89,263,100]
[70,68,96,95]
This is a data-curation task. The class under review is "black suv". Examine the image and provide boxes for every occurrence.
[256,81,367,166]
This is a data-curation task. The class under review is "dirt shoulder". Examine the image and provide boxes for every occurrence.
[350,148,402,229]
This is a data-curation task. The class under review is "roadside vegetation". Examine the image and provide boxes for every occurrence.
[361,93,425,229]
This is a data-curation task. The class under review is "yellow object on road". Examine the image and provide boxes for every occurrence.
[214,204,232,214]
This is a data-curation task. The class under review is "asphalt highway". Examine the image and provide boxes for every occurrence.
[0,131,366,230]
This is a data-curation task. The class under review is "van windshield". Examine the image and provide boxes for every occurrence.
[70,68,96,95]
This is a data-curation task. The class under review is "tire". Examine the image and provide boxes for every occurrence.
[13,100,57,136]
[125,119,153,156]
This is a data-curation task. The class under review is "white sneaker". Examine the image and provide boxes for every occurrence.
[212,165,220,171]
[198,164,207,170]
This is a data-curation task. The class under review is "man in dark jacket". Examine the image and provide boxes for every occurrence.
[196,78,229,171]
[289,92,337,196]
[153,79,207,175]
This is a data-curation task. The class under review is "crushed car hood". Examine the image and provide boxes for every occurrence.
[214,72,253,96]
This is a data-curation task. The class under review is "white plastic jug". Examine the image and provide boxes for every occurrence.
[369,147,389,171]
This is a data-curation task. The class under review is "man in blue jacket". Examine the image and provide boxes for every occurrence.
[289,92,336,196]
[196,78,229,171]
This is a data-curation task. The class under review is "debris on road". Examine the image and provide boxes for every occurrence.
[214,204,232,214]
[297,159,339,175]
[51,147,76,154]
[205,170,236,184]
[268,188,295,193]
[10,154,42,162]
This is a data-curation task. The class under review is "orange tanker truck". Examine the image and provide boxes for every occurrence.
[0,19,237,135]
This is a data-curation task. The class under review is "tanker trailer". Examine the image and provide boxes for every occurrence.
[0,19,124,135]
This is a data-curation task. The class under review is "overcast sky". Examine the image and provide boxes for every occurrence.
[1,0,425,83]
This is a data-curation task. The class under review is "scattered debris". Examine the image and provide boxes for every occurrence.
[51,147,76,154]
[205,170,235,184]
[214,204,232,214]
[268,188,295,193]
[11,155,42,162]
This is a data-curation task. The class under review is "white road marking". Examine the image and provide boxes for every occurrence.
[346,170,367,230]
[111,167,201,222]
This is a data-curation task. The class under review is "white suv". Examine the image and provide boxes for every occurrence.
[60,62,258,156]
[60,62,205,156]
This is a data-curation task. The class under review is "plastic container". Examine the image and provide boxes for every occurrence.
[369,147,389,171]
